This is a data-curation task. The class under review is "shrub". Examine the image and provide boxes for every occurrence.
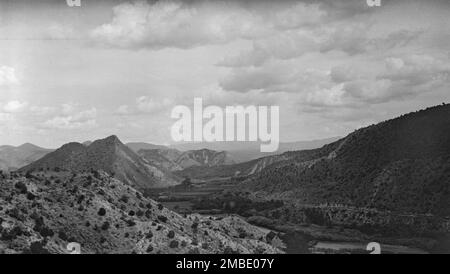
[26,241,50,254]
[167,230,175,239]
[26,192,36,200]
[146,244,154,253]
[98,208,106,216]
[119,195,129,204]
[126,219,136,227]
[15,182,28,194]
[1,226,24,240]
[39,226,54,238]
[146,231,153,239]
[169,240,179,248]
[157,215,168,223]
[265,231,276,243]
[101,222,110,231]
[58,230,68,241]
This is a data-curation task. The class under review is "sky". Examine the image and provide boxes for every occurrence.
[0,0,449,148]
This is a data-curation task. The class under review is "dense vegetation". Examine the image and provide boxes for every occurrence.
[244,104,450,216]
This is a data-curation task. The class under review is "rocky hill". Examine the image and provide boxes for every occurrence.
[138,148,184,172]
[19,136,178,189]
[174,144,339,180]
[176,149,235,168]
[242,104,450,216]
[138,148,236,172]
[0,170,283,254]
[171,138,340,163]
[127,142,169,152]
[0,144,53,171]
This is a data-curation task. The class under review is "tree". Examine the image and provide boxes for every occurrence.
[181,177,192,188]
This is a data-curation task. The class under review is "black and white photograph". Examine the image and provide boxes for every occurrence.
[0,0,449,258]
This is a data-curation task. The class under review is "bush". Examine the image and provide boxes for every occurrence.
[26,192,36,200]
[26,241,50,254]
[146,231,153,239]
[15,182,28,194]
[39,226,54,238]
[126,219,136,227]
[1,226,24,240]
[265,231,276,243]
[58,230,68,241]
[98,208,106,216]
[101,221,110,231]
[119,195,129,204]
[146,244,154,253]
[167,230,175,239]
[157,215,168,223]
[169,240,179,248]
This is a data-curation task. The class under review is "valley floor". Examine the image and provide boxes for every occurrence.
[147,178,450,254]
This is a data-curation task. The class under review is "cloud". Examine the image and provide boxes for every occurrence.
[2,100,29,113]
[91,0,326,50]
[41,108,97,130]
[115,96,173,115]
[220,62,332,94]
[43,24,77,40]
[219,26,422,68]
[220,52,450,108]
[0,66,19,86]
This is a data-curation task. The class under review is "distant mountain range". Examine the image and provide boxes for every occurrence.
[137,148,235,172]
[170,137,340,162]
[240,104,450,216]
[0,143,53,171]
[0,137,338,172]
[19,135,179,189]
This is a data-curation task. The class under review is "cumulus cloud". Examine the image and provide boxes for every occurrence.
[43,24,77,40]
[219,26,422,68]
[221,52,450,108]
[91,0,326,50]
[41,108,97,130]
[2,101,29,113]
[116,96,173,115]
[0,66,19,86]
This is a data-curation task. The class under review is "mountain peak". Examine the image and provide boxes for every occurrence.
[104,135,121,143]
[18,143,40,150]
[91,135,124,148]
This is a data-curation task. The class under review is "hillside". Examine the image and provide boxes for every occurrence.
[127,142,169,152]
[176,149,235,168]
[242,104,450,216]
[175,143,340,180]
[0,144,53,171]
[0,170,283,254]
[138,148,184,172]
[171,137,340,163]
[20,136,178,189]
[138,148,236,172]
